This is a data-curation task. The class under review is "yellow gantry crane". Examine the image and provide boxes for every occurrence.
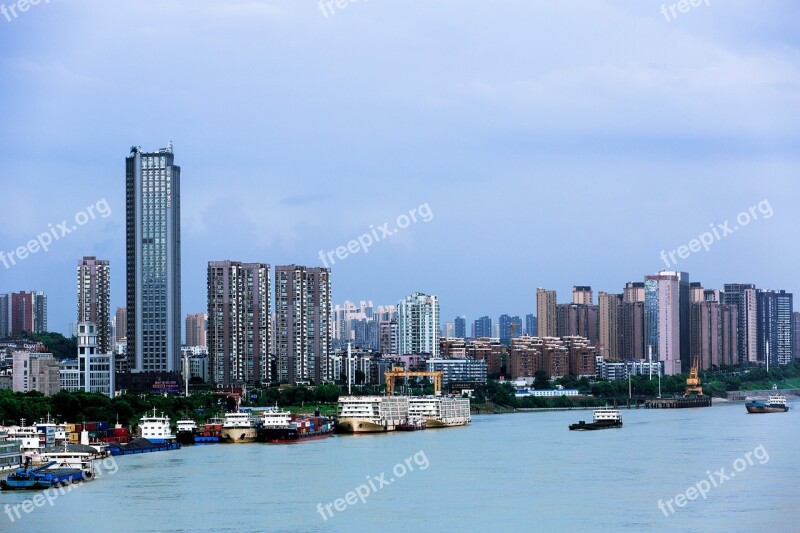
[385,367,443,396]
[685,355,703,397]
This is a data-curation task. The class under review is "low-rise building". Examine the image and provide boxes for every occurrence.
[425,358,487,386]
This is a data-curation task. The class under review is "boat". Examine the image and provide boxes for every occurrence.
[336,396,409,434]
[193,419,223,444]
[408,397,471,428]
[107,437,181,456]
[746,395,789,414]
[175,420,198,445]
[569,408,623,431]
[396,416,427,431]
[1,457,92,491]
[259,410,335,443]
[219,412,261,443]
[138,409,177,444]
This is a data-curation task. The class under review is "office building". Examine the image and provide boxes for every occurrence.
[644,271,690,375]
[208,261,271,386]
[454,316,467,339]
[425,358,487,386]
[77,257,111,354]
[443,322,456,339]
[126,144,182,372]
[537,288,557,338]
[186,313,208,347]
[275,265,332,384]
[524,314,536,337]
[472,316,492,339]
[499,314,522,345]
[397,292,440,357]
[59,322,115,397]
[12,351,59,395]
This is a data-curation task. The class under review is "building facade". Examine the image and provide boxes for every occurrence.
[644,272,689,375]
[186,313,208,347]
[59,322,115,397]
[207,261,271,387]
[12,351,59,395]
[756,289,794,366]
[77,257,111,354]
[723,283,758,365]
[598,292,622,360]
[275,265,332,384]
[536,288,557,338]
[454,316,467,339]
[126,144,182,373]
[9,291,47,336]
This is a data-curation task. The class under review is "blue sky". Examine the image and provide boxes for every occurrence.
[1,0,798,335]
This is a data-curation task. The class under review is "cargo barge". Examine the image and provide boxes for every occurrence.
[569,408,623,431]
[746,394,789,414]
[107,438,181,456]
[1,458,92,491]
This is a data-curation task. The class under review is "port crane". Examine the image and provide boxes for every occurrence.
[684,355,703,397]
[385,367,443,396]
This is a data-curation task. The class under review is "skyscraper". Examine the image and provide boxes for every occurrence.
[126,144,182,373]
[793,312,800,361]
[397,292,440,357]
[0,294,10,339]
[114,307,127,343]
[623,282,645,303]
[537,288,557,338]
[756,289,794,366]
[208,262,270,386]
[472,316,492,339]
[644,271,689,375]
[77,256,111,354]
[275,265,332,384]
[598,292,622,360]
[723,284,758,364]
[524,314,536,337]
[499,314,522,345]
[186,313,208,348]
[573,286,593,305]
[454,316,467,339]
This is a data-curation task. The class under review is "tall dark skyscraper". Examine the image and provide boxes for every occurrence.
[524,314,537,337]
[454,316,467,339]
[756,289,794,366]
[126,144,182,373]
[77,256,111,354]
[472,316,492,338]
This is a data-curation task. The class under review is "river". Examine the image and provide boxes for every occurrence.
[3,400,797,532]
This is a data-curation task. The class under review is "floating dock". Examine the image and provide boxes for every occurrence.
[644,397,712,409]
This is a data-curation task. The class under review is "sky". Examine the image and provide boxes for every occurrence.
[1,0,799,336]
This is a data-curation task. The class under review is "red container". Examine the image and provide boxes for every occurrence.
[114,428,129,436]
[74,424,84,433]
[85,422,98,431]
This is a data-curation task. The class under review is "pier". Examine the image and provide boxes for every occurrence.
[644,397,712,409]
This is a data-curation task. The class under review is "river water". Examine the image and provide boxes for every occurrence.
[3,400,797,532]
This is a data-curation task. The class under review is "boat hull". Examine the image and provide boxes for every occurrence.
[260,428,334,444]
[336,419,391,434]
[569,421,623,431]
[220,428,258,443]
[1,469,91,491]
[424,417,470,429]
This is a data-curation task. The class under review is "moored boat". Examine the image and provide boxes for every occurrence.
[176,420,198,445]
[408,397,471,428]
[569,408,623,431]
[220,412,261,443]
[1,458,92,491]
[138,409,177,444]
[336,396,409,434]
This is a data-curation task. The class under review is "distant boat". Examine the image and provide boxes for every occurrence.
[569,408,623,431]
[219,413,261,443]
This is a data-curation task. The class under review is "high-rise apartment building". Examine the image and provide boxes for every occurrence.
[397,292,440,357]
[0,294,9,339]
[623,282,645,303]
[208,262,271,386]
[536,288,557,338]
[619,301,645,360]
[77,257,111,354]
[723,284,758,364]
[499,314,522,345]
[756,289,794,366]
[598,292,622,360]
[691,301,738,370]
[275,265,332,384]
[572,286,593,305]
[186,313,208,347]
[472,316,492,339]
[9,291,47,336]
[126,144,182,373]
[793,312,800,361]
[524,314,536,337]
